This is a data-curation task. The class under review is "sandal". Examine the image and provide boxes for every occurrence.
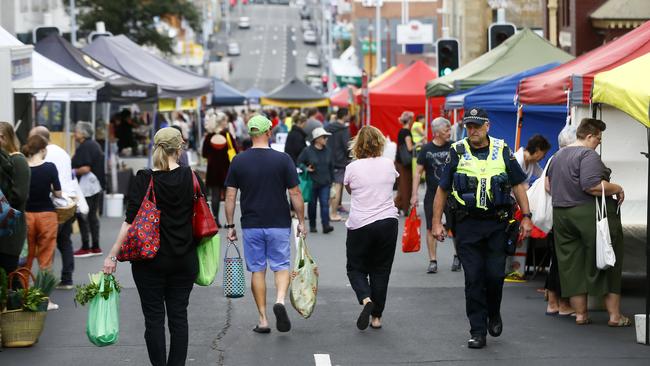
[608,315,632,327]
[575,318,591,325]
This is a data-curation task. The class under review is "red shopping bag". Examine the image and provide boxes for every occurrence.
[402,208,421,253]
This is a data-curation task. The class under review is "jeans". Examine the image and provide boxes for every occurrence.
[308,184,331,228]
[455,218,507,336]
[78,192,102,250]
[346,218,398,318]
[132,250,198,366]
[209,185,222,226]
[57,216,76,284]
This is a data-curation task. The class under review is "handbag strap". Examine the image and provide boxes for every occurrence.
[540,155,553,179]
[225,240,242,259]
[191,170,202,200]
[144,175,156,205]
[600,182,607,219]
[226,133,235,151]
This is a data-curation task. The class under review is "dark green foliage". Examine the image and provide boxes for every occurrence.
[65,0,200,53]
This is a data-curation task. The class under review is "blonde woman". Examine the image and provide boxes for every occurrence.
[344,126,399,330]
[103,128,208,366]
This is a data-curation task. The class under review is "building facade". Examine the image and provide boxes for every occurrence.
[0,0,71,42]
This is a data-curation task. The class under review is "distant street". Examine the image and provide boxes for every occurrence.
[217,3,323,93]
[3,189,650,365]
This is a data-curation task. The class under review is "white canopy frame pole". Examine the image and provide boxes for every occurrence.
[91,101,96,136]
[64,100,71,153]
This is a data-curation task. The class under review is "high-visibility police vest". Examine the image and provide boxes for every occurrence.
[451,137,507,210]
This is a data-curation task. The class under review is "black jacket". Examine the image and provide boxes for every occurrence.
[284,126,308,163]
[325,121,351,169]
[297,145,334,187]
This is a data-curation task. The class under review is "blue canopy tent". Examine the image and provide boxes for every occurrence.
[245,87,266,105]
[211,78,246,106]
[448,63,567,159]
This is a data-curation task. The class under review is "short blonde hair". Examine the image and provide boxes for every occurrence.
[350,126,385,159]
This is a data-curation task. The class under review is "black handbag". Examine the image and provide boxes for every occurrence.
[398,144,412,166]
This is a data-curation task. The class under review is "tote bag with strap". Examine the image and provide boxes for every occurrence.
[226,133,237,162]
[192,171,218,239]
[117,177,160,261]
[195,234,221,286]
[290,236,319,318]
[298,169,313,203]
[595,183,616,270]
[527,156,553,233]
[223,241,245,298]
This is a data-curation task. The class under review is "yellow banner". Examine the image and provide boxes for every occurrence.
[260,98,330,108]
[158,98,198,112]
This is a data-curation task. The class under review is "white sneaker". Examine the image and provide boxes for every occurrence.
[47,301,59,311]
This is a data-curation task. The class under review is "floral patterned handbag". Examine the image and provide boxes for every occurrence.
[117,177,160,262]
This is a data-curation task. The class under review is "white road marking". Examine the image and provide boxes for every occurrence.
[273,35,278,40]
[272,49,277,55]
[314,354,332,366]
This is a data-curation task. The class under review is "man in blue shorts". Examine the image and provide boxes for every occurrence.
[225,114,307,334]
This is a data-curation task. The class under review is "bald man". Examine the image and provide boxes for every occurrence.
[29,126,76,289]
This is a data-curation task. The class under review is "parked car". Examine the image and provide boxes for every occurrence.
[303,30,317,44]
[308,77,323,92]
[295,0,306,7]
[227,42,240,56]
[305,51,320,67]
[301,20,313,32]
[238,17,250,29]
[299,6,311,20]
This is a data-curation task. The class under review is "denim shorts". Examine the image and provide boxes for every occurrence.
[242,228,291,272]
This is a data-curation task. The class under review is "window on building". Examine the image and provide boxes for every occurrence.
[561,0,571,28]
[42,0,49,12]
[20,0,29,13]
[32,0,41,12]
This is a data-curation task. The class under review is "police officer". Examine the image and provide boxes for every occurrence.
[431,108,532,349]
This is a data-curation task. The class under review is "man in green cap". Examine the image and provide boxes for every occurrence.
[224,114,307,334]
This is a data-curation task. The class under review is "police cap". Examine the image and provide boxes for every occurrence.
[463,108,489,126]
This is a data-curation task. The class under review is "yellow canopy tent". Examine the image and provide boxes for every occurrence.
[593,52,650,127]
[593,52,650,345]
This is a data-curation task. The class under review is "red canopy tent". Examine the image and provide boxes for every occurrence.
[368,61,444,141]
[519,20,650,105]
[330,85,358,107]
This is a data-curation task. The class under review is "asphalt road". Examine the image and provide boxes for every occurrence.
[3,190,650,365]
[223,3,323,94]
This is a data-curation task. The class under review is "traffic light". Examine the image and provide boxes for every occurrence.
[488,23,516,50]
[436,38,460,77]
[33,26,60,43]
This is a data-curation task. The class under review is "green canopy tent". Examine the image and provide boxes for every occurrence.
[426,28,573,97]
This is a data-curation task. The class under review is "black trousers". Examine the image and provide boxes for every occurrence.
[209,185,222,227]
[57,216,75,284]
[455,218,507,337]
[78,192,102,250]
[132,250,198,366]
[346,218,398,318]
[0,253,19,277]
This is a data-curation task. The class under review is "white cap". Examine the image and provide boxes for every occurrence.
[311,127,332,141]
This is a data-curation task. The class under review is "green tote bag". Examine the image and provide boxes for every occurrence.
[87,274,120,347]
[298,170,312,203]
[289,237,319,319]
[195,234,221,286]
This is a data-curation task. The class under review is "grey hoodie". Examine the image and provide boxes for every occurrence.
[325,121,351,169]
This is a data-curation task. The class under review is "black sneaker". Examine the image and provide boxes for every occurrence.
[310,227,318,233]
[427,260,438,273]
[322,225,334,234]
[451,255,462,272]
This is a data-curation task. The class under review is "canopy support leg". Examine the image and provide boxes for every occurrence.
[645,128,649,345]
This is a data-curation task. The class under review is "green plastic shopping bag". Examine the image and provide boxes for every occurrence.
[298,170,312,203]
[289,237,319,318]
[87,274,120,346]
[195,234,221,286]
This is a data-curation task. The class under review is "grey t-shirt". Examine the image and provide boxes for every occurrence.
[547,146,605,208]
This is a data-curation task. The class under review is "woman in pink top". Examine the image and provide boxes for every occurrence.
[344,126,399,330]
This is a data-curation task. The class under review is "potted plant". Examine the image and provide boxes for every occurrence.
[0,268,57,347]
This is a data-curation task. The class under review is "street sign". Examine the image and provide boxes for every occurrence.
[361,39,377,54]
[361,0,382,7]
[397,20,433,45]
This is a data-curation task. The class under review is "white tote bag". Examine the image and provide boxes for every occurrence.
[526,156,553,233]
[595,183,616,270]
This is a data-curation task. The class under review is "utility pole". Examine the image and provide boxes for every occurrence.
[327,6,333,92]
[70,0,77,45]
[374,0,382,76]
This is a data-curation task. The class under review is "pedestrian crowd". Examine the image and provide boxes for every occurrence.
[0,106,631,364]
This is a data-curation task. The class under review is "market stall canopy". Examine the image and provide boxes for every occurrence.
[245,87,266,105]
[453,63,567,156]
[329,85,357,107]
[261,78,329,108]
[593,52,650,127]
[210,78,246,106]
[35,34,157,103]
[426,28,572,97]
[519,20,650,105]
[369,61,442,140]
[1,26,104,101]
[83,35,211,99]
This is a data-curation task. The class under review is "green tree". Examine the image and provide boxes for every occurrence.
[66,0,200,53]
